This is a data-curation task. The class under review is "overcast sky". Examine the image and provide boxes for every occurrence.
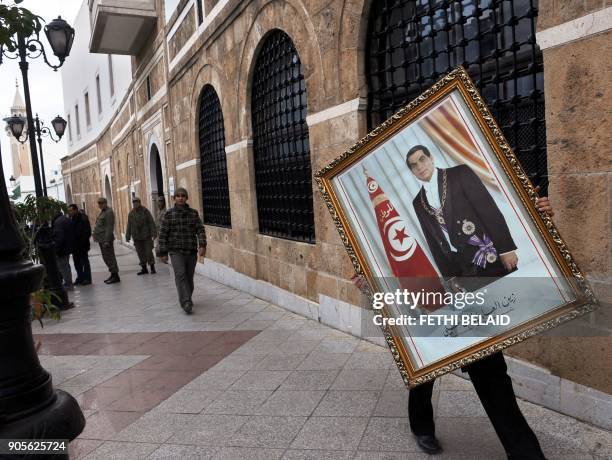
[1,0,82,186]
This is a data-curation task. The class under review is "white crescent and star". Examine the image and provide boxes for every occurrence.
[383,217,417,261]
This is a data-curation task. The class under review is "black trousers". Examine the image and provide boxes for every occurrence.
[409,352,545,459]
[134,239,155,266]
[73,249,91,283]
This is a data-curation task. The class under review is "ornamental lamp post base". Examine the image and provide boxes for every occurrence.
[0,256,85,457]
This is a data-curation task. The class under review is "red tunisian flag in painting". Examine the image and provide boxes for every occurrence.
[365,170,444,311]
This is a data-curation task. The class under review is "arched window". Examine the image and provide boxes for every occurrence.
[198,84,231,227]
[251,30,315,243]
[367,0,547,186]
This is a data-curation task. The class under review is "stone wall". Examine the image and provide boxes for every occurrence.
[506,6,612,394]
[537,0,609,29]
[168,5,196,61]
[61,145,101,224]
[62,0,611,397]
[165,0,372,309]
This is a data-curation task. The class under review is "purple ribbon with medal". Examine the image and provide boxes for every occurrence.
[468,233,498,268]
[435,210,498,269]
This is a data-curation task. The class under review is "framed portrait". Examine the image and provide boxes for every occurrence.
[315,67,598,387]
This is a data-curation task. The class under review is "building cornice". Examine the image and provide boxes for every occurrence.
[537,7,612,50]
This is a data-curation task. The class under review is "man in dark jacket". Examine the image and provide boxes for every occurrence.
[68,204,92,285]
[126,197,157,275]
[158,188,206,313]
[52,210,75,289]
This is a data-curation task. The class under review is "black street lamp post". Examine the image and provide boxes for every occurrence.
[34,115,49,197]
[4,113,67,197]
[2,14,75,311]
[0,13,84,451]
[15,32,42,197]
[1,16,75,199]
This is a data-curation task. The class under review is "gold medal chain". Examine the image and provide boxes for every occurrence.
[421,169,447,225]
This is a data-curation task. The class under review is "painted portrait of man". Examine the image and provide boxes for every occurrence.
[406,144,518,290]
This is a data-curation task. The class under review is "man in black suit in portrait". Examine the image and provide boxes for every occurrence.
[408,144,518,290]
[402,144,545,459]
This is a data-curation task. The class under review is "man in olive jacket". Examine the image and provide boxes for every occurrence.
[93,197,120,284]
[126,197,157,275]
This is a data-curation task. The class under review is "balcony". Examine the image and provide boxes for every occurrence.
[89,0,157,55]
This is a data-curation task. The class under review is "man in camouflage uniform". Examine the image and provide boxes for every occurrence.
[126,197,157,275]
[158,188,206,313]
[93,197,120,284]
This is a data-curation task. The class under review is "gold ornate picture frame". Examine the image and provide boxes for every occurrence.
[315,67,598,387]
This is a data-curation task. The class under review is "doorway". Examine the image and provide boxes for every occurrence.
[104,175,113,208]
[149,143,164,217]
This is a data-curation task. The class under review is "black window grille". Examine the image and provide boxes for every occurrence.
[367,0,547,189]
[196,0,203,24]
[146,75,152,101]
[198,84,231,227]
[251,29,315,243]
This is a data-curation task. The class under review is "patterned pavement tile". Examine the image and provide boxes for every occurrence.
[26,245,611,459]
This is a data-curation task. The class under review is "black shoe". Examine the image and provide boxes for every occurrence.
[181,300,193,314]
[137,267,148,275]
[414,435,442,455]
[60,302,75,311]
[80,280,92,286]
[104,275,113,283]
[150,265,156,274]
[105,274,120,284]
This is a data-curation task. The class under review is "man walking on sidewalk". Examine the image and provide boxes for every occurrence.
[158,188,206,313]
[68,204,92,285]
[126,197,157,275]
[93,197,120,284]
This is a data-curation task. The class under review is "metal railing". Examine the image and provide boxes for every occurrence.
[366,0,547,188]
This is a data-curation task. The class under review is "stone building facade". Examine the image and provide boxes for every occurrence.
[61,0,611,428]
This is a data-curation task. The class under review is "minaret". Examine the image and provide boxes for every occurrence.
[8,80,33,178]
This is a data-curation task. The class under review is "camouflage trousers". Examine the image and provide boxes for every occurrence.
[99,242,118,274]
[134,239,155,266]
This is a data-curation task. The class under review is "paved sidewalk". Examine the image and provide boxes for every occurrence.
[32,244,612,459]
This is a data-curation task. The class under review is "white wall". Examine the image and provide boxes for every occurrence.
[60,0,132,155]
[164,0,181,20]
[47,168,66,202]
